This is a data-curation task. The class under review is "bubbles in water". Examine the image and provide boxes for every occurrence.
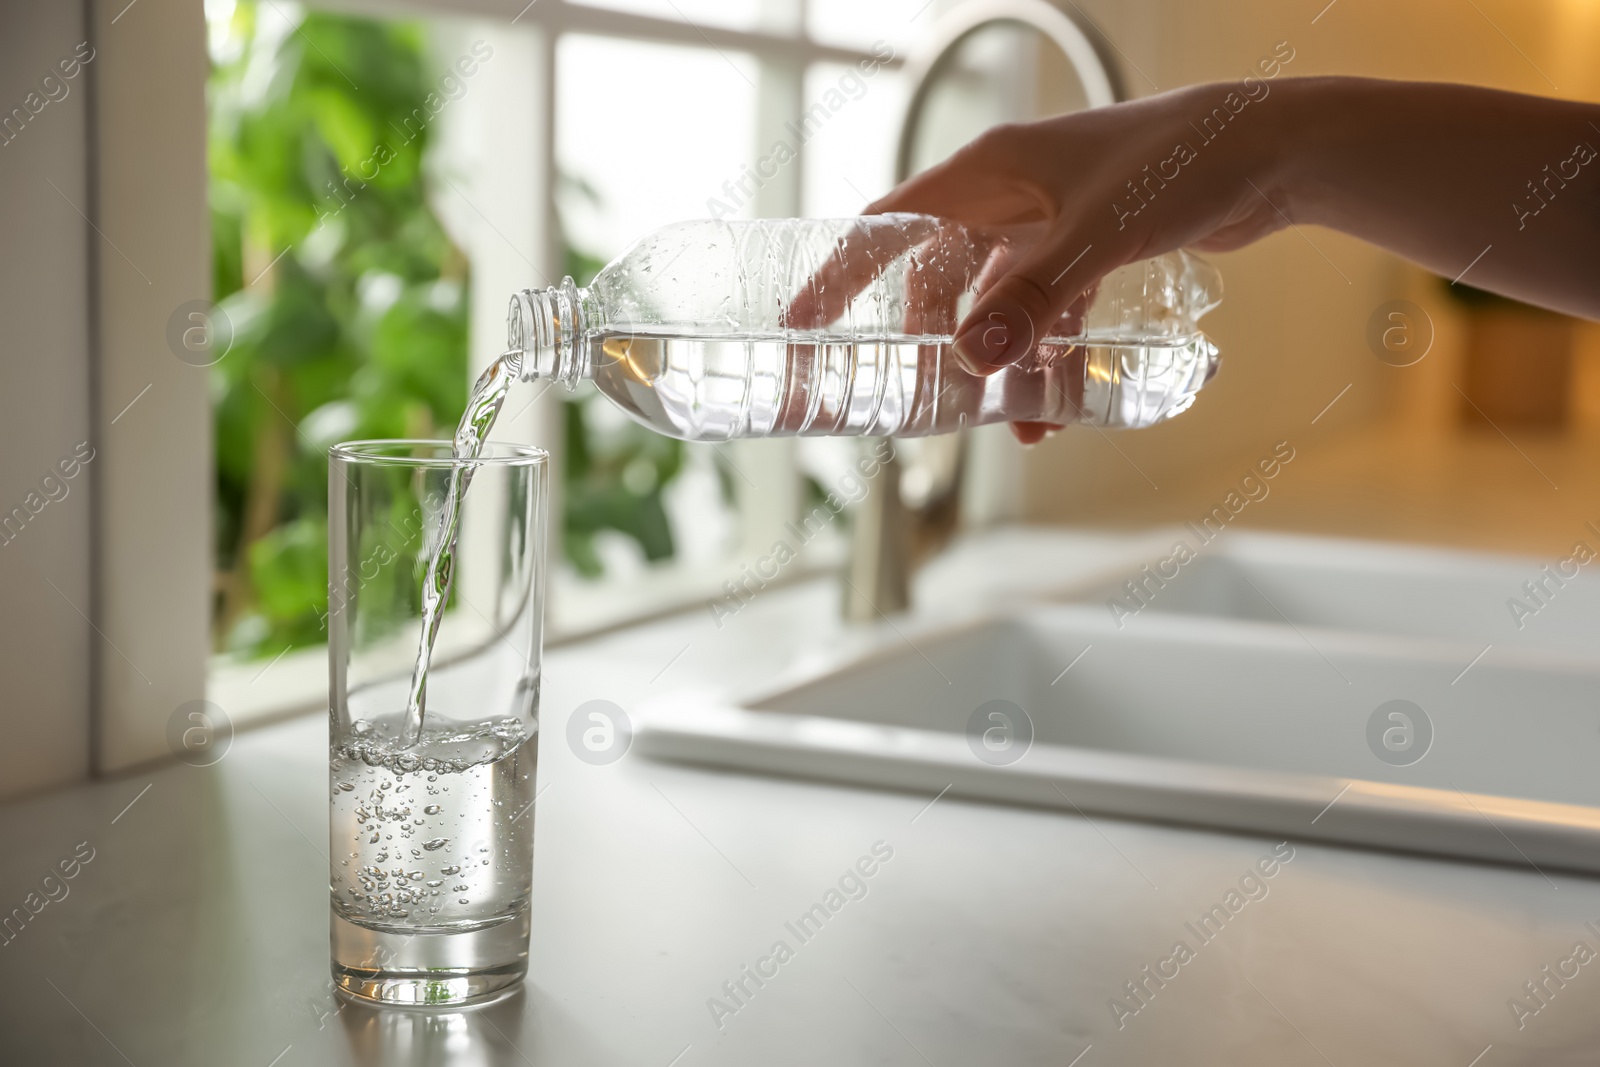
[331,723,534,929]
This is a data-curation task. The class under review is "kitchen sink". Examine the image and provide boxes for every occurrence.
[1070,530,1600,662]
[635,532,1600,873]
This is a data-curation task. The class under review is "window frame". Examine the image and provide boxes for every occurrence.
[91,0,212,772]
[100,0,911,759]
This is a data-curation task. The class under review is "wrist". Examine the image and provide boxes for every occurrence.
[1260,76,1341,226]
[1266,76,1407,228]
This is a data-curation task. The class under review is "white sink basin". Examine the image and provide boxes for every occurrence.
[635,532,1600,873]
[1073,530,1600,662]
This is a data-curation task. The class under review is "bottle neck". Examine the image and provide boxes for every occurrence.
[506,277,592,384]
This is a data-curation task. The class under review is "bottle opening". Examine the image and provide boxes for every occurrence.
[506,277,587,384]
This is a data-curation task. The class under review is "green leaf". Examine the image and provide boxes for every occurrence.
[247,516,330,644]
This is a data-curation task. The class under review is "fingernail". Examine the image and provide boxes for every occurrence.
[954,308,1026,375]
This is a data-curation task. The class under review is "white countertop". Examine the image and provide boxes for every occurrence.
[2,529,1596,1065]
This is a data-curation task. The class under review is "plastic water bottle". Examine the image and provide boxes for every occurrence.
[505,214,1221,441]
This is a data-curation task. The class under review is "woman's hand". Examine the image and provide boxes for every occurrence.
[871,80,1291,378]
[865,76,1600,441]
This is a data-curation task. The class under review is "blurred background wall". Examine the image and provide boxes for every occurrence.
[1023,0,1600,559]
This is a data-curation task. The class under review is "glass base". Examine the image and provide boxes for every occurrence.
[330,908,530,1006]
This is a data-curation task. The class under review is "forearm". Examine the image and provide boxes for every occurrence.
[1271,77,1600,318]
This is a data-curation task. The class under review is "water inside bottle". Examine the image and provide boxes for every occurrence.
[586,329,1216,441]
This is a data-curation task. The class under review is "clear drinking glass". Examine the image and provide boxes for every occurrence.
[327,440,548,1005]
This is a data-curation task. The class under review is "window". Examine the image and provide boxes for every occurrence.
[198,0,914,726]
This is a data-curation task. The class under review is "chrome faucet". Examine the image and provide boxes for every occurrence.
[840,0,1121,621]
[841,436,965,622]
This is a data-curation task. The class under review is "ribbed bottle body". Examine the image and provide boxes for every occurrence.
[509,214,1222,441]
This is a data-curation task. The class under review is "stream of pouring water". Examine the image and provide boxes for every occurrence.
[400,352,520,747]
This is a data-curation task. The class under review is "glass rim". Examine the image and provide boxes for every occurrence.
[330,439,549,469]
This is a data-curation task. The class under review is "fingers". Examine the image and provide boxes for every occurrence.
[781,218,917,331]
[1010,421,1063,445]
[952,230,1121,376]
[870,179,1043,228]
[789,123,1055,335]
[868,128,1051,227]
[902,231,965,337]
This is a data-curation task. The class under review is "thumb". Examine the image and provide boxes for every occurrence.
[952,232,1111,376]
